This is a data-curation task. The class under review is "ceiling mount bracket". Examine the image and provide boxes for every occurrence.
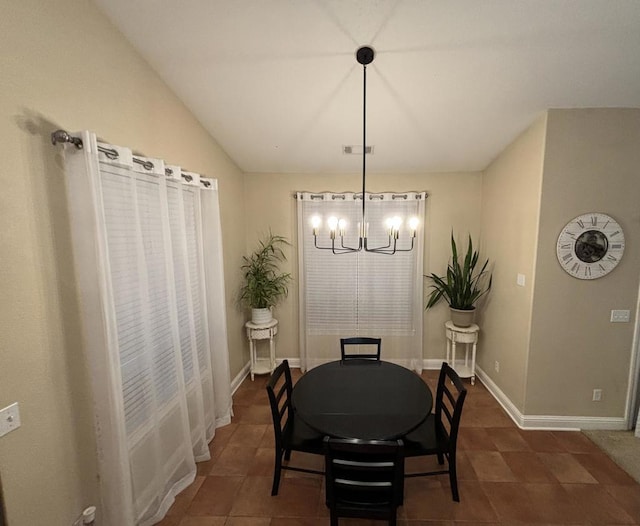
[356,46,375,66]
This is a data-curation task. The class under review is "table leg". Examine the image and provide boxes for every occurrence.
[471,339,477,385]
[250,339,255,381]
[269,335,275,373]
[451,338,457,374]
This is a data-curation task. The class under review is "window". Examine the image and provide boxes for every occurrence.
[296,191,426,371]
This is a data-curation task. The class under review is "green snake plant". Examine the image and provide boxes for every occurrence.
[425,233,492,311]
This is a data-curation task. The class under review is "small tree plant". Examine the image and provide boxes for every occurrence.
[240,232,292,309]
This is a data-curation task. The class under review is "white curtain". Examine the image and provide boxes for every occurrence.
[296,191,426,372]
[62,132,232,526]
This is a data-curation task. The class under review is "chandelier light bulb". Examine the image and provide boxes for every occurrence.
[385,217,394,233]
[328,216,339,240]
[311,215,322,235]
[386,216,402,235]
[338,218,347,236]
[409,216,419,235]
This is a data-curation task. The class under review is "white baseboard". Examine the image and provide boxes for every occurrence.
[423,359,447,370]
[231,362,251,394]
[230,359,301,393]
[474,366,528,428]
[476,366,627,431]
[279,357,301,369]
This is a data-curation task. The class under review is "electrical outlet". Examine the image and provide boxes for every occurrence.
[0,402,21,438]
[494,361,500,373]
[610,310,630,322]
[592,389,602,401]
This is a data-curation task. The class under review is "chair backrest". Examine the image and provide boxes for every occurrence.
[324,437,404,521]
[434,362,467,452]
[266,360,294,451]
[340,337,381,361]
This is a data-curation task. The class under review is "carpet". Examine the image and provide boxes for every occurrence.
[583,429,640,483]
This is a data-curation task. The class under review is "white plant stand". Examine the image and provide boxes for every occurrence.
[445,320,479,385]
[245,318,278,381]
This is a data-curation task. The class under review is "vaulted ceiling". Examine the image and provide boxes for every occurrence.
[94,0,640,174]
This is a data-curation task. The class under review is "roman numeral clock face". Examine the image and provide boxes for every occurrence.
[556,213,625,279]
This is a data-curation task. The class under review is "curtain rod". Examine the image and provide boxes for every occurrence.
[51,129,83,149]
[51,129,211,186]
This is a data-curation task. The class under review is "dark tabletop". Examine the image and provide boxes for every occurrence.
[291,360,433,440]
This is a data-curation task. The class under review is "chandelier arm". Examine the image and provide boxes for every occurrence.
[314,236,361,254]
[367,237,416,254]
[339,237,363,251]
[334,247,361,254]
[364,235,393,252]
[367,237,397,255]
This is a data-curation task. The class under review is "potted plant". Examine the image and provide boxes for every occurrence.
[240,232,292,324]
[424,233,492,327]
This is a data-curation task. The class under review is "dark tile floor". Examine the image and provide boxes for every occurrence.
[159,368,640,526]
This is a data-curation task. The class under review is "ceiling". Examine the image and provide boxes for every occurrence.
[93,0,640,174]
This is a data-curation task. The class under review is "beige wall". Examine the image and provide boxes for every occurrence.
[526,109,640,417]
[480,108,640,419]
[243,171,483,362]
[479,115,547,410]
[0,2,246,524]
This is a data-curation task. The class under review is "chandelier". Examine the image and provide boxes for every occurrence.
[312,46,419,255]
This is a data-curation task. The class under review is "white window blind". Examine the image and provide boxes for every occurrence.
[296,191,426,371]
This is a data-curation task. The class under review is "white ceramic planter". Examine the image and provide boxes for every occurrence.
[450,307,475,328]
[251,307,273,325]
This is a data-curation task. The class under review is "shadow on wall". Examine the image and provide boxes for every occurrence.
[14,110,100,506]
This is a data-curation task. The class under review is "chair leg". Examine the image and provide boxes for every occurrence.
[449,455,459,502]
[437,452,445,465]
[271,451,283,496]
[284,448,292,461]
[330,509,338,526]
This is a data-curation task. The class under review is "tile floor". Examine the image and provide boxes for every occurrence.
[159,368,640,526]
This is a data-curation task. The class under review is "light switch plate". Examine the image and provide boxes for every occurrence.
[517,274,526,287]
[0,402,21,438]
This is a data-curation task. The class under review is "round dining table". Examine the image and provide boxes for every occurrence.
[291,360,433,440]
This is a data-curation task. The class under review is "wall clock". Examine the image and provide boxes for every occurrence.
[556,213,625,279]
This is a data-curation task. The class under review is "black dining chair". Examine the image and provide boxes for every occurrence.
[404,362,467,501]
[340,337,382,361]
[324,437,404,526]
[266,360,324,495]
